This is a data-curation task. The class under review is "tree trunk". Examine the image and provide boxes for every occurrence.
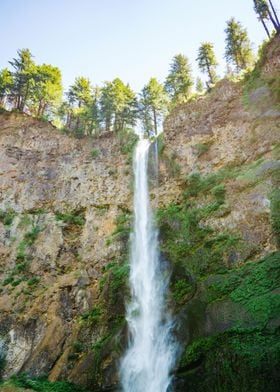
[261,17,271,38]
[267,6,280,33]
[268,0,280,30]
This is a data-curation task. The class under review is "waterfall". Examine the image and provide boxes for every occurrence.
[120,138,176,392]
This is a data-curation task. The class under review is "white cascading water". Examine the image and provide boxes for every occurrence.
[120,138,176,392]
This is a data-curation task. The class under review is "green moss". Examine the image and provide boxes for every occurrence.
[100,261,129,297]
[27,277,40,287]
[80,307,102,325]
[157,200,239,277]
[0,208,16,226]
[72,340,84,353]
[55,211,85,226]
[24,224,41,245]
[193,142,211,157]
[270,188,280,246]
[178,329,280,391]
[171,279,193,304]
[91,147,100,158]
[111,210,132,242]
[4,373,88,392]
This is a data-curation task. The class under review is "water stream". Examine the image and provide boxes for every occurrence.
[120,138,176,392]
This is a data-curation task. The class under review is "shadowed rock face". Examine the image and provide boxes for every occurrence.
[0,36,279,391]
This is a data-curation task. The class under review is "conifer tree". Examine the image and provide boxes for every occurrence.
[99,79,137,132]
[30,64,62,117]
[225,18,255,72]
[253,0,271,37]
[139,78,168,136]
[165,54,193,103]
[196,42,218,88]
[268,0,280,33]
[9,48,36,111]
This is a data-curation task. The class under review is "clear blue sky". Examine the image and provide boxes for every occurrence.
[0,0,269,92]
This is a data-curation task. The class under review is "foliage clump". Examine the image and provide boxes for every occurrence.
[179,328,280,391]
[55,211,85,226]
[2,373,88,392]
[270,188,280,247]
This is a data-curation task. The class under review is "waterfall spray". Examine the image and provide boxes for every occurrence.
[120,138,177,392]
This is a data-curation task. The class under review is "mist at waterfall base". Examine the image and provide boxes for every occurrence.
[120,138,178,392]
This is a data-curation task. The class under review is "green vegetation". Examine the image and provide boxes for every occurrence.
[99,261,129,298]
[2,223,43,287]
[91,147,100,158]
[1,7,279,135]
[243,36,280,106]
[0,49,62,117]
[139,78,168,135]
[253,0,280,36]
[171,279,193,304]
[27,276,40,287]
[165,54,193,104]
[0,208,16,226]
[179,328,280,391]
[193,142,211,157]
[196,42,218,88]
[224,18,255,72]
[270,188,280,246]
[118,128,139,162]
[2,373,88,392]
[80,307,102,325]
[110,210,132,243]
[55,211,85,226]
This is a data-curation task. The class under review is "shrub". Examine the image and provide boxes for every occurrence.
[0,209,16,226]
[91,148,100,158]
[55,212,85,226]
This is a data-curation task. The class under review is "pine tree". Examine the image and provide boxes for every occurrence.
[253,0,271,37]
[65,77,93,133]
[225,18,255,72]
[267,0,280,33]
[139,78,168,136]
[9,48,36,111]
[165,54,193,103]
[196,42,218,88]
[30,64,62,117]
[99,79,137,132]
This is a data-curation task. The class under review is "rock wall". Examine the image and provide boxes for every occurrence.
[0,113,133,388]
[156,36,280,390]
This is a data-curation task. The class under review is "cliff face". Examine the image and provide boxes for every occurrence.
[157,36,280,390]
[0,114,133,388]
[0,36,279,391]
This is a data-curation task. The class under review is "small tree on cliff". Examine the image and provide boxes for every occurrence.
[253,0,271,37]
[268,0,280,32]
[196,43,218,89]
[139,78,168,136]
[30,64,62,117]
[165,54,193,104]
[9,48,36,111]
[99,78,137,132]
[225,18,255,72]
